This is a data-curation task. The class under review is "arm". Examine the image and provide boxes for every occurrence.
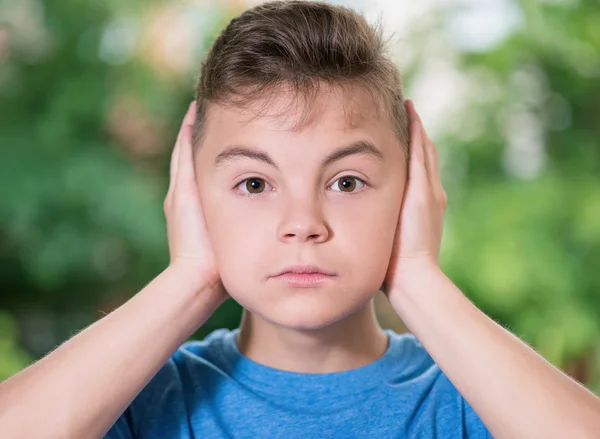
[0,265,224,439]
[0,102,227,439]
[390,264,600,439]
[384,100,600,439]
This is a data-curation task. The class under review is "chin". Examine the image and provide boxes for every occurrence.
[266,309,346,331]
[244,291,375,331]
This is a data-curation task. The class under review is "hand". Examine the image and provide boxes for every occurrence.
[383,100,447,298]
[164,102,226,296]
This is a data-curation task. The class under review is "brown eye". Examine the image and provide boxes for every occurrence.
[243,178,267,194]
[339,177,356,192]
[331,176,365,193]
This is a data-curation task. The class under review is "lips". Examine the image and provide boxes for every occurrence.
[273,265,336,277]
[270,265,337,287]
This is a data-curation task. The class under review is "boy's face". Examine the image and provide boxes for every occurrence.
[195,87,406,330]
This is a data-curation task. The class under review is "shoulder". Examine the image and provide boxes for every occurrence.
[384,330,438,377]
[384,330,491,437]
[386,330,461,391]
[383,330,469,407]
[138,328,231,385]
[106,329,234,438]
[125,329,233,424]
[174,328,232,367]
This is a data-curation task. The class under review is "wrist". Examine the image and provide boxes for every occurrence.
[387,259,445,309]
[166,261,227,304]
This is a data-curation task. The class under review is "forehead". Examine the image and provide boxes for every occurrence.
[202,86,392,144]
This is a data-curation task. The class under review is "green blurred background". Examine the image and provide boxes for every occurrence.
[1,0,599,393]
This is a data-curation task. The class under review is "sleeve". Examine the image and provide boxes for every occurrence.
[103,357,186,439]
[463,397,493,439]
[103,407,135,439]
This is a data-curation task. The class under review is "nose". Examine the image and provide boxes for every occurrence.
[277,197,330,244]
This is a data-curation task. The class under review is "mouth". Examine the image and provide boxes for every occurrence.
[270,265,337,287]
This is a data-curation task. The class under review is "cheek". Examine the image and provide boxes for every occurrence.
[329,192,400,282]
[209,199,272,246]
[331,190,399,248]
[349,221,396,285]
[205,199,273,291]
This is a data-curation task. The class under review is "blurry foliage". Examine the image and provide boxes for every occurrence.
[0,0,244,357]
[0,312,32,380]
[433,0,600,385]
[0,0,599,390]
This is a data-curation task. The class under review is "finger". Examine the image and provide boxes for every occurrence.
[425,137,446,202]
[405,100,428,182]
[174,101,196,147]
[183,100,196,126]
[169,102,196,194]
[175,123,196,188]
[408,101,433,174]
[415,108,445,200]
[168,135,181,195]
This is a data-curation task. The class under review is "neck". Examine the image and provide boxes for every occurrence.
[237,300,388,374]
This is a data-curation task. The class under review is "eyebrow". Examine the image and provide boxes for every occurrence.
[213,140,384,171]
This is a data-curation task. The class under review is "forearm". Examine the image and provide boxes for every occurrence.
[0,263,224,439]
[390,265,600,439]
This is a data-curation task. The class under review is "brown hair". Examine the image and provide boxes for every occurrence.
[193,0,409,155]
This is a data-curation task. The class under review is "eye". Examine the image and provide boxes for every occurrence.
[329,176,366,193]
[235,177,272,196]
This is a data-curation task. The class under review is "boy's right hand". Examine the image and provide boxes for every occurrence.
[0,102,228,439]
[164,102,226,297]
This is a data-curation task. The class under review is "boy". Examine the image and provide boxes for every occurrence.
[1,1,599,438]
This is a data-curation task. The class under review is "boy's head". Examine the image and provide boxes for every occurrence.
[193,1,409,330]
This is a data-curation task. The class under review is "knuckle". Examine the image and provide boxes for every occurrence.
[440,192,448,206]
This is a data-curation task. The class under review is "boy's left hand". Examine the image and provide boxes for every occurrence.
[383,100,447,301]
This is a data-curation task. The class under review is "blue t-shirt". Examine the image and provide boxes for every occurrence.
[105,328,492,438]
